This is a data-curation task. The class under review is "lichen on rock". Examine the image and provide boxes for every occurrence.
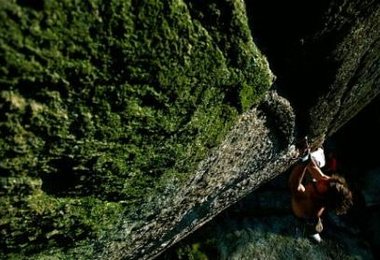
[0,0,273,258]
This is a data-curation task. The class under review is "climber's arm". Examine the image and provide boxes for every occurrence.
[288,163,307,195]
[306,158,330,181]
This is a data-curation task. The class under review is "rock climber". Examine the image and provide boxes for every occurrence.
[288,137,353,242]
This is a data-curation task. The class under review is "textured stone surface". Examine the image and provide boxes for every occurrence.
[0,0,379,259]
[99,91,296,259]
[0,0,273,258]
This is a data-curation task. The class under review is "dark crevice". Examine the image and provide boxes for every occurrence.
[333,94,380,173]
[17,0,45,11]
[244,0,335,138]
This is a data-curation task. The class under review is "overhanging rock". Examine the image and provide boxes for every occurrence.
[98,91,297,259]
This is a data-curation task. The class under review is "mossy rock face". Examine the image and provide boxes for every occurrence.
[0,0,273,257]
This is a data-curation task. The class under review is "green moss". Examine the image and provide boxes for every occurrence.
[0,0,272,257]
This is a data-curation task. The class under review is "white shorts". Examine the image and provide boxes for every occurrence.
[310,148,326,168]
